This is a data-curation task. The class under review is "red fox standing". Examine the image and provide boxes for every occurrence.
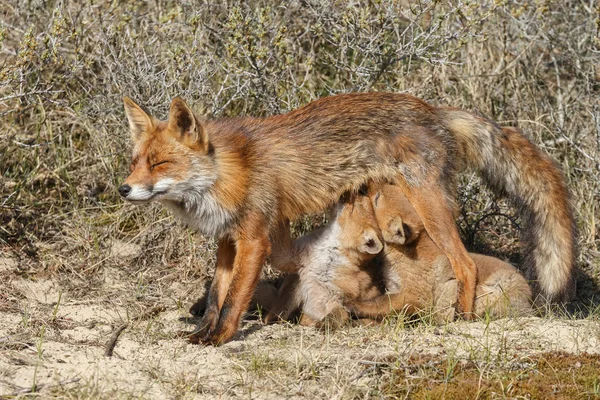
[119,93,575,345]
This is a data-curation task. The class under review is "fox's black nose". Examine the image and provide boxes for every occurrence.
[118,184,131,197]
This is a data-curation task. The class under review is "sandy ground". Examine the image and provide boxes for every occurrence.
[1,265,599,399]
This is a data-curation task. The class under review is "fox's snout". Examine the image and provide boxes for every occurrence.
[118,184,131,198]
[117,178,175,203]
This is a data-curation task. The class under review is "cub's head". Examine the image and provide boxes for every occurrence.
[118,97,214,204]
[369,183,424,246]
[335,190,383,257]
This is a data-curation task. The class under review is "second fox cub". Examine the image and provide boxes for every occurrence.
[347,183,533,322]
[267,183,532,325]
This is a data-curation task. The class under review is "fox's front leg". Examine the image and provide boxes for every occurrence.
[192,237,236,337]
[193,215,271,345]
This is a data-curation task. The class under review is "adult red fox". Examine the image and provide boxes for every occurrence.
[119,93,574,344]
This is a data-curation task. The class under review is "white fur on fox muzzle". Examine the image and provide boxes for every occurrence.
[125,186,155,202]
[124,178,175,202]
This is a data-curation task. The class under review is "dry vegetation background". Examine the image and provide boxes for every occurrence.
[1,0,599,304]
[0,0,600,397]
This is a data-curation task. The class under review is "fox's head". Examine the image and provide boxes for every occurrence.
[369,183,424,246]
[336,191,383,257]
[118,97,214,204]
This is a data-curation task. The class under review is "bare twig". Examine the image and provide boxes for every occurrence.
[104,305,166,357]
[104,323,128,357]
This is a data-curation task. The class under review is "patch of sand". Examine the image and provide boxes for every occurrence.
[1,276,599,398]
[11,279,61,306]
[107,239,141,259]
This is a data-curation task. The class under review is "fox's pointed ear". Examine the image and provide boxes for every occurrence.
[123,97,153,142]
[168,97,209,153]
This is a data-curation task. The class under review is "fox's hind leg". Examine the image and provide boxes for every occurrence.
[397,180,477,319]
[269,221,299,273]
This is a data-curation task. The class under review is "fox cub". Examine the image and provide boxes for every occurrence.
[266,190,387,327]
[346,183,533,322]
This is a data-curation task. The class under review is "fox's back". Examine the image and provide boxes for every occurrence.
[222,93,453,218]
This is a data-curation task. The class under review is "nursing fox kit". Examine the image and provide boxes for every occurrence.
[119,92,576,345]
[346,183,533,322]
[266,190,387,327]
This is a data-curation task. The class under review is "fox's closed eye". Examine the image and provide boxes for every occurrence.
[150,160,170,170]
[374,192,381,206]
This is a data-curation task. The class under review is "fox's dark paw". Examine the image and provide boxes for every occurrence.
[187,307,220,344]
[188,319,236,346]
[189,297,207,317]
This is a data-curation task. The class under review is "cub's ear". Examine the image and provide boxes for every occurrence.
[168,97,210,153]
[382,216,416,244]
[383,216,406,245]
[384,216,421,245]
[400,222,419,245]
[123,97,153,142]
[358,229,383,255]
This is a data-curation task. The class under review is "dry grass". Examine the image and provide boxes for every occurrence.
[1,0,599,398]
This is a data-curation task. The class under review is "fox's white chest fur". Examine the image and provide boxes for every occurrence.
[161,175,235,238]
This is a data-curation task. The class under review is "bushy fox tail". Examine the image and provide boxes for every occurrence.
[440,109,577,303]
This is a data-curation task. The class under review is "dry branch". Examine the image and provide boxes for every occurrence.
[104,305,166,357]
